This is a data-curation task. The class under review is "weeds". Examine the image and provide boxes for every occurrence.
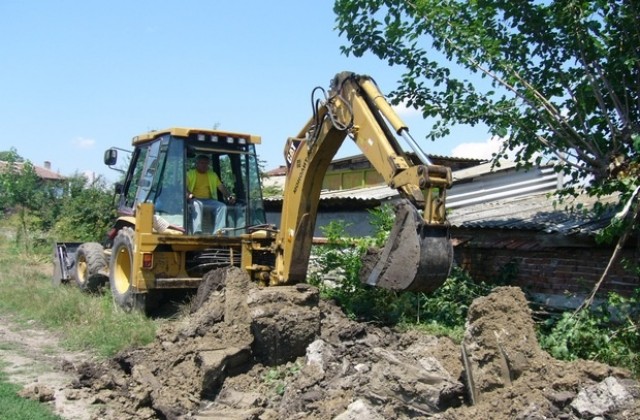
[539,290,640,377]
[309,208,493,336]
[262,362,301,396]
[418,267,491,327]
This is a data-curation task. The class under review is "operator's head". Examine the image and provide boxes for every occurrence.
[195,154,210,173]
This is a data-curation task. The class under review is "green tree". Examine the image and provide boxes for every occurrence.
[334,0,639,198]
[0,156,52,251]
[334,0,640,305]
[0,148,24,163]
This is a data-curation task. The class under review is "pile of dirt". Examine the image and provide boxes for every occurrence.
[55,271,638,419]
[442,287,640,419]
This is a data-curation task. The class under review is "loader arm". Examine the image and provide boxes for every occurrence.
[270,72,453,292]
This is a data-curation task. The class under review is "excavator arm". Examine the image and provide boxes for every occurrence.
[270,72,453,292]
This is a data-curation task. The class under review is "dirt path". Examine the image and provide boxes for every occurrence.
[0,314,98,420]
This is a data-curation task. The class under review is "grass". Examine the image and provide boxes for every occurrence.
[0,363,61,420]
[0,224,160,419]
[0,233,158,358]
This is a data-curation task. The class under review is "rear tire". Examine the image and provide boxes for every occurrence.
[74,242,108,293]
[109,227,148,313]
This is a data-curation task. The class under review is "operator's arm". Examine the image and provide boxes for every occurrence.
[218,183,235,204]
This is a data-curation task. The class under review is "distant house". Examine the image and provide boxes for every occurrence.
[0,160,65,182]
[321,153,482,191]
[262,154,484,193]
[0,160,66,200]
[262,165,287,191]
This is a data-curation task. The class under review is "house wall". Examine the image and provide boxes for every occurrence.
[265,210,374,237]
[455,244,639,299]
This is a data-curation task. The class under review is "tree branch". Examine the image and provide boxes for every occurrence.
[574,187,640,314]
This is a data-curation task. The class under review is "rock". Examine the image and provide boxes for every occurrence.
[571,376,635,417]
[366,346,460,414]
[199,347,252,397]
[546,390,575,408]
[334,399,385,420]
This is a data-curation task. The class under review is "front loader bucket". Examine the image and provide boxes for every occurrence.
[360,199,453,292]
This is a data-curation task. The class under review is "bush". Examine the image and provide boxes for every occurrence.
[50,175,116,242]
[309,206,493,331]
[419,266,492,327]
[539,289,640,377]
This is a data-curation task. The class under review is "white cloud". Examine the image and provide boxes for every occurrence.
[72,137,96,149]
[451,136,505,160]
[392,101,422,118]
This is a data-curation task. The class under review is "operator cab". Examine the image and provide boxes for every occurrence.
[106,128,266,236]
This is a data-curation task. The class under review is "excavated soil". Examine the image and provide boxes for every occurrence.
[9,268,640,419]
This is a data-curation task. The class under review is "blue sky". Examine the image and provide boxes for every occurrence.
[0,1,494,183]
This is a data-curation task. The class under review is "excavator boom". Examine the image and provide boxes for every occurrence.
[272,72,453,292]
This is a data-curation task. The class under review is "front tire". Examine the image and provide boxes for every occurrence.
[74,242,108,293]
[109,227,147,313]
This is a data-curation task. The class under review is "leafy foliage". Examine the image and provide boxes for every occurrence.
[0,156,116,251]
[420,267,491,328]
[334,0,640,201]
[261,362,301,396]
[309,209,415,323]
[0,148,24,163]
[310,205,492,332]
[261,184,283,198]
[539,290,640,376]
[0,155,64,253]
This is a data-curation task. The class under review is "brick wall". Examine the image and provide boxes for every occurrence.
[455,244,639,298]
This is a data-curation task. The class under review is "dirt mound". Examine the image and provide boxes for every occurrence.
[441,287,639,419]
[60,277,639,419]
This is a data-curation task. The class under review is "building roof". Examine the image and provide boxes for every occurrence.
[264,165,287,177]
[0,161,65,181]
[448,190,620,237]
[315,184,398,208]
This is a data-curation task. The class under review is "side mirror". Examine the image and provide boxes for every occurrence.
[104,148,118,166]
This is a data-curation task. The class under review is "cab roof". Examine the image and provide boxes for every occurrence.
[131,127,261,146]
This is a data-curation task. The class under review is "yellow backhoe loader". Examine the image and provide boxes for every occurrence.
[53,72,453,313]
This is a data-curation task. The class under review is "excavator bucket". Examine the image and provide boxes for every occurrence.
[360,199,453,292]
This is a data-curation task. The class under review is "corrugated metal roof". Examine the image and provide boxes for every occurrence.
[448,165,559,209]
[263,159,622,238]
[318,184,398,201]
[448,191,620,236]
